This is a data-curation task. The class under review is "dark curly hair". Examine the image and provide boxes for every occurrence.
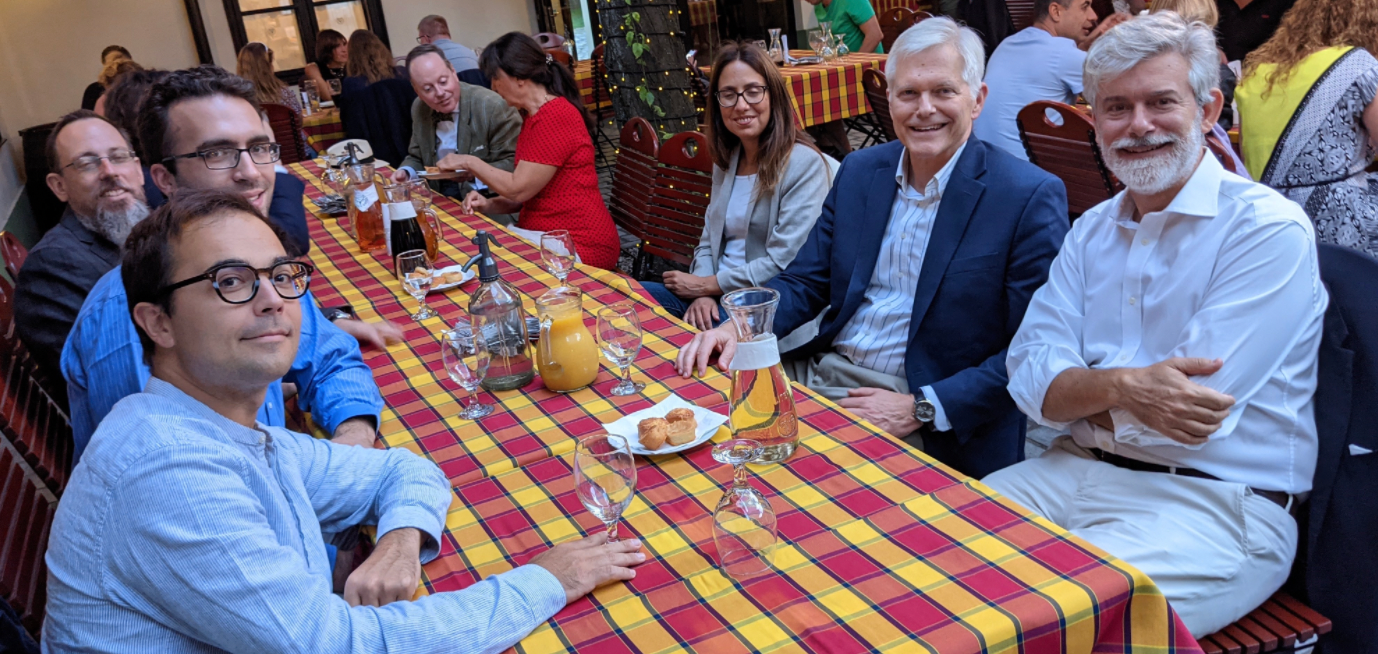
[136,65,259,173]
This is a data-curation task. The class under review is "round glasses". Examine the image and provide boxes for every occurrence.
[162,143,282,170]
[715,85,767,108]
[159,261,314,304]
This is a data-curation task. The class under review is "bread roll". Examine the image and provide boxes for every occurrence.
[664,408,697,445]
[638,418,668,450]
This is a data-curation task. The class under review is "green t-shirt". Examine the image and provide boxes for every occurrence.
[814,0,883,54]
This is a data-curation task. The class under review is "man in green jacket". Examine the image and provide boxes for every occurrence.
[392,45,521,216]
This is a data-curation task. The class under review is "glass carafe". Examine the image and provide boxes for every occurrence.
[722,288,799,463]
[767,28,784,65]
[381,181,443,263]
[535,288,600,393]
[712,439,778,579]
[818,22,837,63]
[344,161,386,253]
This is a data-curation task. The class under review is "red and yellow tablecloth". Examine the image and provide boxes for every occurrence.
[689,0,718,26]
[701,52,888,129]
[290,159,1202,653]
[302,108,344,151]
[872,0,936,13]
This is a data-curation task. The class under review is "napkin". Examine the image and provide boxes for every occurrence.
[604,396,729,455]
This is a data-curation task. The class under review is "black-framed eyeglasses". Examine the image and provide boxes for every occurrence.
[159,261,314,304]
[715,85,767,107]
[63,149,139,175]
[162,143,281,170]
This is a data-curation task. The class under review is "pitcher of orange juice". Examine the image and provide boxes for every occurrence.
[535,288,599,393]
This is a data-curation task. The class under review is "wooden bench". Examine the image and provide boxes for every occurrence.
[1199,592,1332,654]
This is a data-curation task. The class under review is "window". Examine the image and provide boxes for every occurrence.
[222,0,388,75]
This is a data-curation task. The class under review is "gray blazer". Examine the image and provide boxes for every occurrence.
[400,82,522,198]
[689,142,839,293]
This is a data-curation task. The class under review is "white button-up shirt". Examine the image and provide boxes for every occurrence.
[833,142,966,430]
[1007,153,1327,493]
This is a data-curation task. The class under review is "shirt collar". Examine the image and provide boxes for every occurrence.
[144,377,269,446]
[895,140,967,202]
[1110,149,1223,224]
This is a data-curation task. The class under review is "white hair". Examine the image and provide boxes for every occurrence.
[1082,12,1220,107]
[885,16,986,99]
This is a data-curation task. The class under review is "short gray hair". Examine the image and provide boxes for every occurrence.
[1082,12,1219,107]
[885,16,985,99]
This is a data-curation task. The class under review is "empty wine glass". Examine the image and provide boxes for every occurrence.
[541,230,577,288]
[807,29,824,57]
[711,439,778,579]
[596,303,645,396]
[397,249,437,321]
[443,317,495,420]
[574,433,637,541]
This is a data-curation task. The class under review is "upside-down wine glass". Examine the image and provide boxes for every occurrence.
[574,433,637,541]
[711,439,778,579]
[443,314,495,420]
[397,249,437,321]
[596,303,646,396]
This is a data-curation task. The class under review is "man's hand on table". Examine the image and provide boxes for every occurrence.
[331,417,378,448]
[530,532,646,605]
[662,272,719,299]
[344,527,423,607]
[334,318,405,351]
[837,388,921,438]
[1110,357,1235,445]
[675,323,738,378]
[684,297,720,331]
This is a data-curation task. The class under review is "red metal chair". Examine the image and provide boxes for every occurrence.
[636,131,712,278]
[1017,100,1122,216]
[0,275,72,494]
[0,232,26,281]
[610,118,660,253]
[0,429,57,641]
[262,103,306,165]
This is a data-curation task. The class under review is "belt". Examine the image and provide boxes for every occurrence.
[1087,448,1292,511]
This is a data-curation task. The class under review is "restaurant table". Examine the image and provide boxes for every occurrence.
[573,60,613,116]
[290,159,1203,653]
[303,108,345,152]
[702,51,889,129]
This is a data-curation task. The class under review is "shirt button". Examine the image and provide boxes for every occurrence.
[1118,354,1129,362]
[1140,238,1150,246]
[1128,296,1137,306]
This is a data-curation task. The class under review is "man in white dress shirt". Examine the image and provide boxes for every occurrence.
[987,13,1327,636]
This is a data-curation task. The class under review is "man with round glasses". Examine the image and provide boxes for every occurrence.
[15,109,149,387]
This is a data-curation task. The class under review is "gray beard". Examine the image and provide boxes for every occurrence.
[1101,113,1206,196]
[77,200,149,247]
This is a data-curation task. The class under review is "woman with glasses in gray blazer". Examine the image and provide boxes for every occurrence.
[644,41,839,330]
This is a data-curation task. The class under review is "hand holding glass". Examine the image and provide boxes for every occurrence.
[596,303,646,396]
[397,249,438,321]
[443,317,495,420]
[541,230,577,288]
[574,434,637,541]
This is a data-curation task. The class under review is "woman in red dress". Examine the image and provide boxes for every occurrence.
[451,32,621,270]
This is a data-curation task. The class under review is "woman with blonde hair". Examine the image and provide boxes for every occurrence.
[236,42,301,112]
[1235,0,1378,255]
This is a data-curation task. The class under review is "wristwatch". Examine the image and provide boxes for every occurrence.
[912,389,936,425]
[322,305,355,322]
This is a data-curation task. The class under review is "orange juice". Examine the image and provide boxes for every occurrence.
[536,289,599,392]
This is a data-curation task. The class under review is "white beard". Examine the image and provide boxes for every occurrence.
[1101,112,1206,196]
[81,200,149,247]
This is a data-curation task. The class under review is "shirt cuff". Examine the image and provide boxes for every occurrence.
[505,564,568,622]
[1109,407,1209,450]
[920,385,951,432]
[377,506,446,563]
[399,165,417,181]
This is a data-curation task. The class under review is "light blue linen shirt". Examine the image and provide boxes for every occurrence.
[432,38,479,72]
[61,267,384,460]
[43,377,568,652]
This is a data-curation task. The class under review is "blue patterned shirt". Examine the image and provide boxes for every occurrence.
[61,267,384,460]
[43,378,568,652]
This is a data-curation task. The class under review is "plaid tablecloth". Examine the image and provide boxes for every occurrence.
[289,160,1202,653]
[689,0,717,26]
[302,108,344,151]
[573,59,614,117]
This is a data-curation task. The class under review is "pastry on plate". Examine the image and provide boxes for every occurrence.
[638,417,669,450]
[664,408,697,445]
[425,166,440,175]
[440,271,464,285]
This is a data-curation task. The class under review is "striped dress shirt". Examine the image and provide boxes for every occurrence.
[60,267,383,460]
[43,378,568,653]
[832,143,967,430]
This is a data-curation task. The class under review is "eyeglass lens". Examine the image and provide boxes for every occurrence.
[716,86,766,107]
[213,262,311,303]
[201,144,281,170]
[68,150,138,174]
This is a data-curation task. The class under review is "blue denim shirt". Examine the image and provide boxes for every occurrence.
[61,267,384,460]
[42,378,567,652]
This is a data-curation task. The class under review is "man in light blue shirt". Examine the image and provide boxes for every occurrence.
[417,14,479,72]
[973,0,1127,160]
[43,188,646,652]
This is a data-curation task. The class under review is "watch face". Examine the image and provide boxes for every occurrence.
[914,400,936,423]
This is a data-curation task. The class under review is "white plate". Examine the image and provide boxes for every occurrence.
[318,100,335,108]
[604,396,729,456]
[418,169,468,180]
[429,264,475,291]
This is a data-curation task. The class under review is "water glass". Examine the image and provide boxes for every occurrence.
[541,230,577,288]
[574,434,637,541]
[397,249,437,321]
[443,317,495,420]
[596,303,645,396]
[328,78,342,96]
[808,29,824,57]
[711,439,778,579]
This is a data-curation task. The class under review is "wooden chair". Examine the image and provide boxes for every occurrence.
[1017,100,1122,216]
[262,103,307,164]
[610,118,660,250]
[534,32,566,49]
[862,68,897,143]
[879,7,932,53]
[545,48,572,68]
[1198,593,1332,654]
[0,232,26,281]
[1206,130,1240,175]
[1007,0,1038,32]
[636,131,712,278]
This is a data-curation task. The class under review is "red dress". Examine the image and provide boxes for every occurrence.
[514,97,621,270]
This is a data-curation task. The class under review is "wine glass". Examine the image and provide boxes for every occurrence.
[396,249,437,321]
[596,303,645,396]
[807,29,824,57]
[541,230,577,289]
[574,433,637,541]
[711,439,778,579]
[443,316,494,420]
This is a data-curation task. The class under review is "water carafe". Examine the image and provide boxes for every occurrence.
[722,287,799,462]
[535,287,599,393]
[462,231,535,391]
[343,153,386,253]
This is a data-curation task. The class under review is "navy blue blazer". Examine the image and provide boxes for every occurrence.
[767,137,1069,478]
